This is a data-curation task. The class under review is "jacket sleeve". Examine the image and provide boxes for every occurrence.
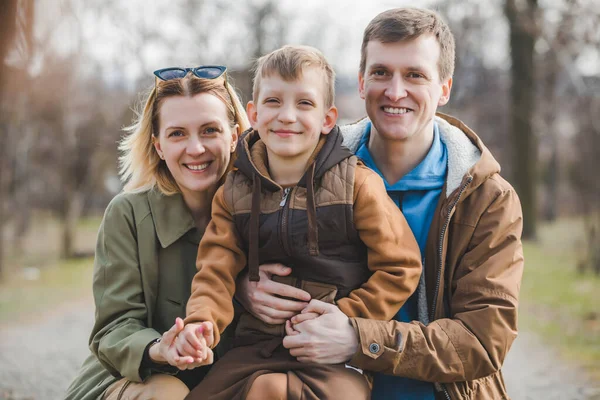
[348,187,524,382]
[336,166,422,320]
[89,194,170,382]
[184,185,247,346]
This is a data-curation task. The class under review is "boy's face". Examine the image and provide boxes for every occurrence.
[247,67,337,163]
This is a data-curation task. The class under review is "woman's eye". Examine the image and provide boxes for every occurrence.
[204,127,219,134]
[168,130,184,138]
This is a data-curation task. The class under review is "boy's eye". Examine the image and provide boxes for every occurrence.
[299,100,314,106]
[264,98,280,104]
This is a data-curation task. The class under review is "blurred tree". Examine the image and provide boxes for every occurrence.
[505,0,539,239]
[0,0,34,279]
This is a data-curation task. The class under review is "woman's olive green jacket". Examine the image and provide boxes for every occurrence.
[65,189,205,400]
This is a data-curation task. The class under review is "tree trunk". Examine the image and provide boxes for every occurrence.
[0,0,20,281]
[61,187,85,259]
[505,0,539,239]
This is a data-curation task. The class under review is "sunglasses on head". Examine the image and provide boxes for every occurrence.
[153,65,227,81]
[152,65,238,126]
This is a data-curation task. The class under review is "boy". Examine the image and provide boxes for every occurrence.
[180,45,422,400]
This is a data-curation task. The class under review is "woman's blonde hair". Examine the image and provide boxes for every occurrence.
[119,73,250,194]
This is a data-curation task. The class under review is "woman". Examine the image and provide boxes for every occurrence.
[65,65,249,400]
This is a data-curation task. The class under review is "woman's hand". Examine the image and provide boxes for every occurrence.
[235,263,311,325]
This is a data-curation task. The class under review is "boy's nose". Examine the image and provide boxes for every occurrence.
[278,105,297,123]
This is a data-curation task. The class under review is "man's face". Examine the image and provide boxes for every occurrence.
[359,34,452,143]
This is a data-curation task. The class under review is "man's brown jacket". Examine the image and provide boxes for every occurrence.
[341,113,524,400]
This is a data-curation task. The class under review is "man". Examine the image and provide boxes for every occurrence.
[237,7,524,400]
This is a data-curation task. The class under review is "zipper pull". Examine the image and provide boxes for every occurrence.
[280,188,291,206]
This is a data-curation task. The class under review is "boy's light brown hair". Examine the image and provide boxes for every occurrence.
[360,7,455,81]
[252,45,336,108]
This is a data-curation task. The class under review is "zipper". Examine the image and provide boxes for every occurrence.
[430,176,472,400]
[279,187,294,256]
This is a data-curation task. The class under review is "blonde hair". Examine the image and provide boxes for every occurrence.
[252,45,336,108]
[360,8,455,81]
[119,73,249,195]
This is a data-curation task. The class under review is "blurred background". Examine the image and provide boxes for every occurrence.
[0,0,599,399]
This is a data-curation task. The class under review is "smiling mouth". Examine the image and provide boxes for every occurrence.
[272,129,301,135]
[382,107,412,114]
[185,162,211,171]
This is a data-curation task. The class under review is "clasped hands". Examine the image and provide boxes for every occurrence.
[149,317,215,370]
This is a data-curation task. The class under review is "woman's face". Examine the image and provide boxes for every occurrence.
[154,92,238,199]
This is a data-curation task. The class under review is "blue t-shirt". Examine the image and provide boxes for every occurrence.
[356,122,448,400]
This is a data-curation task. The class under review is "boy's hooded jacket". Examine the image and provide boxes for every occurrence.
[341,113,524,400]
[185,126,422,344]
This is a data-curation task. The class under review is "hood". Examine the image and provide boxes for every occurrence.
[234,125,353,191]
[340,113,500,200]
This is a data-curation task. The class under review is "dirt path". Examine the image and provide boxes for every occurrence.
[1,298,598,400]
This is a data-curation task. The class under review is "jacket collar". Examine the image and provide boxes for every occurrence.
[340,113,499,198]
[147,189,199,248]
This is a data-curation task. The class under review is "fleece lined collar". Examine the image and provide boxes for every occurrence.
[340,113,492,198]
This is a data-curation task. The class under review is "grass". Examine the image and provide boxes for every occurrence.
[0,214,100,324]
[519,217,600,381]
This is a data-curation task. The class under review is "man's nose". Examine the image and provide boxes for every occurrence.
[385,75,408,102]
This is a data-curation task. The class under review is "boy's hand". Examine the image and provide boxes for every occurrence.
[176,322,215,365]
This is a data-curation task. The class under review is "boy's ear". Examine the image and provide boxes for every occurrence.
[246,101,258,128]
[321,106,338,135]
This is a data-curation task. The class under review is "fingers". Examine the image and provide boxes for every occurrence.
[291,312,320,325]
[301,299,338,315]
[285,320,299,336]
[162,317,185,347]
[200,321,215,348]
[176,324,204,359]
[259,263,292,277]
[265,279,311,302]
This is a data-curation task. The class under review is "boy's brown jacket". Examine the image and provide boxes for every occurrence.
[185,126,422,345]
[341,114,524,400]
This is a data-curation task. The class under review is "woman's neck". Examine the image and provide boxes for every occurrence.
[181,186,216,230]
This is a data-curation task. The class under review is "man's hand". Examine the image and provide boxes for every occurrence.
[282,300,360,364]
[236,263,311,324]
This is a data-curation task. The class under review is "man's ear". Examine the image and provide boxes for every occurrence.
[321,106,338,134]
[358,72,366,100]
[231,124,240,152]
[438,77,453,106]
[246,101,258,128]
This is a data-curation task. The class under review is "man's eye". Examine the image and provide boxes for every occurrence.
[372,70,387,76]
[408,72,424,79]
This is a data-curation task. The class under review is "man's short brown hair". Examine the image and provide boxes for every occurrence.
[252,45,336,108]
[360,8,455,81]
